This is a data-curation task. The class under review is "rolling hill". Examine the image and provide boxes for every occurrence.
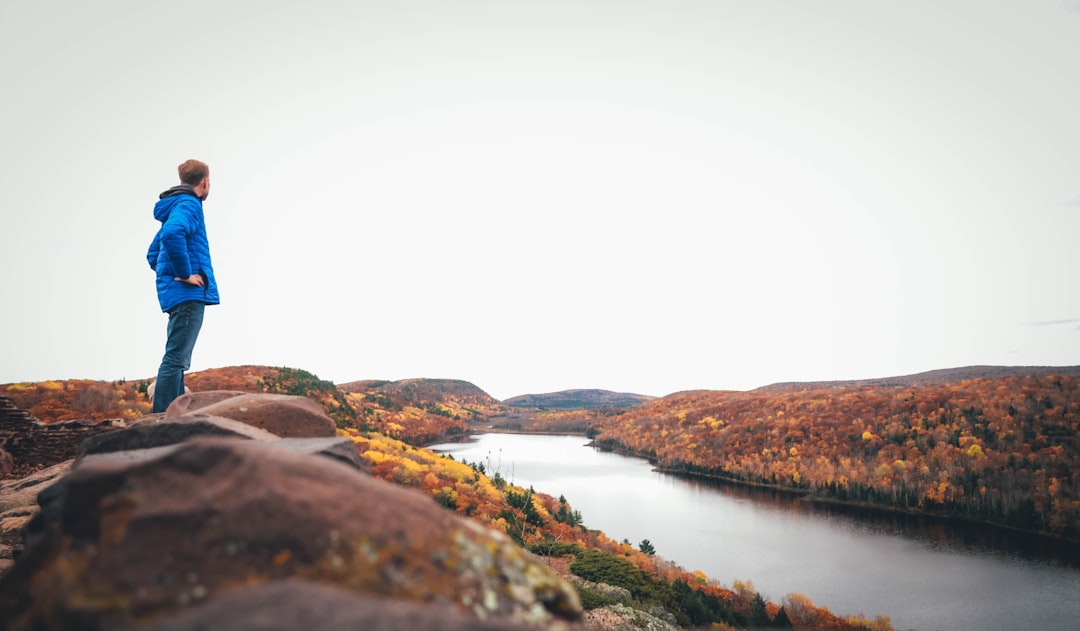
[504,389,654,410]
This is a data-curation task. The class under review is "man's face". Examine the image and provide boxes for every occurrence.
[198,177,210,202]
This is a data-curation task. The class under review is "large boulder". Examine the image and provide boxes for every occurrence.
[75,436,367,475]
[165,392,336,438]
[162,390,245,413]
[0,438,581,630]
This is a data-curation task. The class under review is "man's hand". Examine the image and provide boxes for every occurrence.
[175,275,205,287]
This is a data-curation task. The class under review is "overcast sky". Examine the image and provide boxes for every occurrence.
[2,1,1078,400]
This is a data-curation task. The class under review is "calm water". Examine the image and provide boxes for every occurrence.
[429,433,1080,631]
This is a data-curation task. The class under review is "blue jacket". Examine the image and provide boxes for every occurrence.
[147,185,220,312]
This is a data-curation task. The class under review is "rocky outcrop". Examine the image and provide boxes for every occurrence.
[568,576,634,605]
[0,395,122,478]
[76,413,280,458]
[164,391,337,438]
[584,605,678,631]
[0,460,74,576]
[0,393,582,631]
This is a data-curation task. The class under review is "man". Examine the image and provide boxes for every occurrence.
[147,159,219,413]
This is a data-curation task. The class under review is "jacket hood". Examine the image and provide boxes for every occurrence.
[154,185,199,222]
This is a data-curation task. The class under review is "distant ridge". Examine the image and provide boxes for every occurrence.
[755,365,1080,392]
[504,389,654,410]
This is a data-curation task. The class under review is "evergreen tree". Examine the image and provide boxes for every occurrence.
[773,605,792,627]
[749,592,769,627]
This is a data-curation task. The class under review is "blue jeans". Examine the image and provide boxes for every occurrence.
[152,300,205,413]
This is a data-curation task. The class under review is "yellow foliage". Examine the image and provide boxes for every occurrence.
[397,458,423,473]
[364,451,391,465]
[701,416,724,429]
[732,579,755,597]
[846,613,894,631]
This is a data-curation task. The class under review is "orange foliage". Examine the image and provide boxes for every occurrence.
[594,376,1080,539]
[3,367,496,445]
[340,378,508,444]
[1,379,151,422]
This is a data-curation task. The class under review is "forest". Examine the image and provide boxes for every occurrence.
[0,366,489,445]
[591,375,1080,540]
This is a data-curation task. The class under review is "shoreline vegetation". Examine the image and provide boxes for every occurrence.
[437,427,1080,551]
[552,434,1080,548]
[582,375,1080,546]
[658,460,1080,548]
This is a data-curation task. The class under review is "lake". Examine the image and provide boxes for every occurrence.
[429,433,1080,631]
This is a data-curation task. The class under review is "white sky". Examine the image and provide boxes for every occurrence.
[2,1,1079,401]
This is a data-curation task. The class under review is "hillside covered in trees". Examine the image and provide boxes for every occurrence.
[0,368,646,442]
[592,374,1080,540]
[0,367,500,445]
[339,428,892,629]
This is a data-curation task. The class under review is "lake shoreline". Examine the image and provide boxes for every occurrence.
[434,429,1080,550]
[586,439,1080,549]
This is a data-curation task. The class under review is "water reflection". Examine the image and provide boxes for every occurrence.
[669,475,1080,569]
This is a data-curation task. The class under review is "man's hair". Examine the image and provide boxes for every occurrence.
[178,159,209,186]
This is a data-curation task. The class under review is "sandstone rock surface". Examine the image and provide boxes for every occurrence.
[77,413,280,458]
[165,391,336,438]
[147,578,543,631]
[584,604,678,631]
